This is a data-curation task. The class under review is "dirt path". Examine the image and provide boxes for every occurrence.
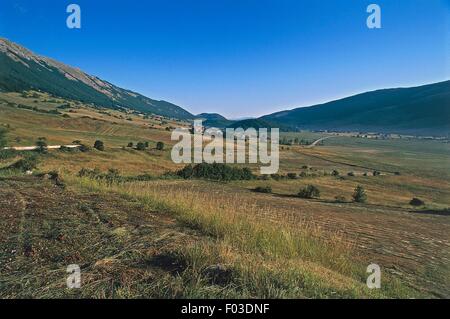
[2,145,81,151]
[306,136,338,148]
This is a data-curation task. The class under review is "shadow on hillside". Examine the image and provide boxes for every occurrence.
[409,209,450,217]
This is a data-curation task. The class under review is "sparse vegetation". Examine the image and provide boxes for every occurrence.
[136,142,146,151]
[177,163,254,181]
[334,195,347,203]
[35,137,48,153]
[352,185,367,203]
[254,185,272,193]
[298,185,321,199]
[410,198,425,207]
[93,140,105,151]
[156,141,165,151]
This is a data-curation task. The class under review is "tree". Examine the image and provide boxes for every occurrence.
[156,141,165,151]
[298,185,320,199]
[352,185,367,203]
[94,140,105,151]
[331,170,340,176]
[410,198,425,207]
[36,137,48,153]
[136,142,146,151]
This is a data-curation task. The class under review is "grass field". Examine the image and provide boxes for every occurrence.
[1,92,449,298]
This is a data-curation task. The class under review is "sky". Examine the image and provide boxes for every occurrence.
[0,0,448,118]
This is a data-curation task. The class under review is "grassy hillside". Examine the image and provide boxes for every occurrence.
[0,38,194,119]
[262,81,450,135]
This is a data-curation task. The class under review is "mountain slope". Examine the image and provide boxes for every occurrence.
[262,81,450,135]
[0,38,193,119]
[195,113,235,127]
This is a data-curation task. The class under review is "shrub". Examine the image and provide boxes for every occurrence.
[410,198,425,206]
[254,186,272,193]
[177,163,255,181]
[156,141,165,151]
[331,170,340,176]
[271,174,282,181]
[298,185,320,199]
[352,185,367,203]
[59,145,78,153]
[78,144,90,152]
[136,142,146,151]
[0,149,17,160]
[287,173,298,179]
[10,155,38,172]
[347,172,355,177]
[373,171,381,176]
[127,142,134,148]
[35,137,48,153]
[94,140,105,151]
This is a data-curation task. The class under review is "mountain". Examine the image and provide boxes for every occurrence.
[227,118,276,130]
[195,113,234,128]
[0,38,194,119]
[262,81,450,135]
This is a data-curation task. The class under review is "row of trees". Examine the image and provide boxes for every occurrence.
[127,141,165,151]
[31,138,165,153]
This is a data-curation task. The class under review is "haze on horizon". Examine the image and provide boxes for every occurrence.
[0,0,448,118]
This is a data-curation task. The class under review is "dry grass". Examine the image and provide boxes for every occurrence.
[66,176,418,298]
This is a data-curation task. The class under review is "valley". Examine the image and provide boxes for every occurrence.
[1,91,449,298]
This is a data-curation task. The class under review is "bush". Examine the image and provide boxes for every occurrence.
[331,170,340,176]
[410,198,425,206]
[0,149,17,160]
[298,185,320,199]
[254,186,272,193]
[127,142,134,148]
[287,173,298,180]
[156,141,165,151]
[136,142,146,151]
[271,174,282,181]
[352,185,367,203]
[373,171,381,176]
[35,137,48,153]
[78,144,90,152]
[347,172,355,177]
[9,155,38,172]
[94,140,105,151]
[177,163,255,181]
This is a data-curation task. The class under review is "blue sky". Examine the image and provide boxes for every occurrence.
[0,0,448,118]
